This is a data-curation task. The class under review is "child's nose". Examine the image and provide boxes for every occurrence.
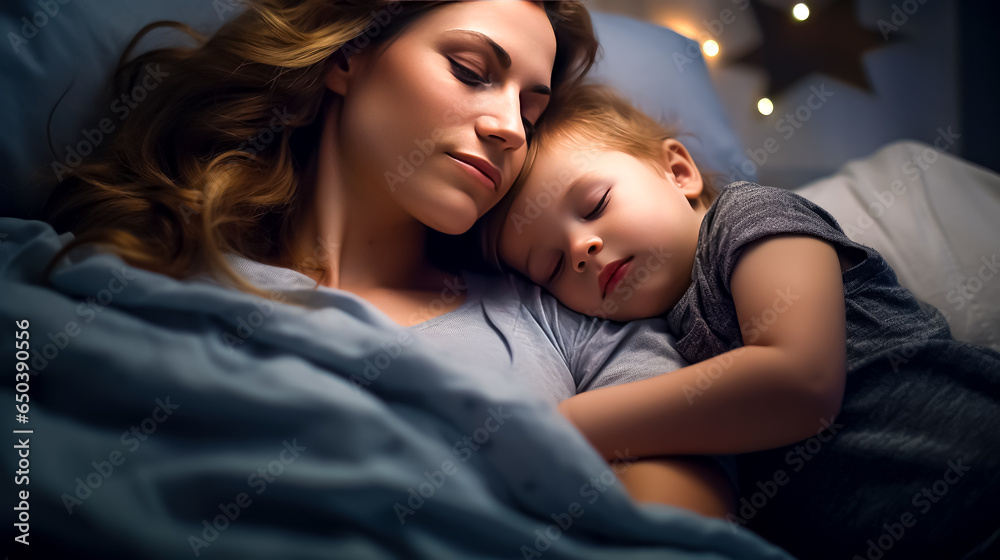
[571,237,603,272]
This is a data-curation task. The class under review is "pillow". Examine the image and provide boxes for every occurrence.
[0,5,749,219]
[588,12,752,184]
[0,0,228,219]
[794,140,1000,351]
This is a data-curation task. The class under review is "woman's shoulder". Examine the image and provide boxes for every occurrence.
[222,253,319,291]
[471,271,615,330]
[470,271,560,318]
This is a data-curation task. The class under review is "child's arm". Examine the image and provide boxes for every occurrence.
[618,456,735,518]
[558,234,847,459]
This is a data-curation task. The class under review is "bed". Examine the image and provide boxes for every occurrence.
[1,1,998,559]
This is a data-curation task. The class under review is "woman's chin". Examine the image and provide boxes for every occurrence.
[415,198,481,236]
[425,216,475,236]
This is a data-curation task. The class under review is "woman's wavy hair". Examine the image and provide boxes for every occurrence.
[42,0,598,295]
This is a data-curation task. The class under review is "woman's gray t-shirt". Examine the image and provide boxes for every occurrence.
[224,254,690,406]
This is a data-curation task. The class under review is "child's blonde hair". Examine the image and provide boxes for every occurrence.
[479,82,720,271]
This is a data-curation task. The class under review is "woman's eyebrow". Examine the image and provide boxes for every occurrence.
[444,29,511,67]
[443,29,551,96]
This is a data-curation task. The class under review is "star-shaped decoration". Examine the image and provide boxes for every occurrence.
[734,0,889,98]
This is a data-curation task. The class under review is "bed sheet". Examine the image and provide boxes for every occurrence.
[794,140,1000,351]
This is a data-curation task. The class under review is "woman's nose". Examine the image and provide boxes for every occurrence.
[476,89,526,149]
[571,236,603,272]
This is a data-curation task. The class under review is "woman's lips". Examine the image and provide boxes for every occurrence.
[600,257,633,298]
[448,152,499,191]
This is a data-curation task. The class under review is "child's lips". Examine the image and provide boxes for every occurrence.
[600,257,633,298]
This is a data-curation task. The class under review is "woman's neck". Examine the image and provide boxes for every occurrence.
[286,104,439,291]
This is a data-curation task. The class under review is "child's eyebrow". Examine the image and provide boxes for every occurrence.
[567,171,601,197]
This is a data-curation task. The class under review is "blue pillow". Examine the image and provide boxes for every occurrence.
[0,0,227,219]
[0,4,748,219]
[589,12,751,185]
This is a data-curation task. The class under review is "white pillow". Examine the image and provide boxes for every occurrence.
[794,140,1000,351]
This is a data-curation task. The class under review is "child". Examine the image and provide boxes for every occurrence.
[483,83,1000,560]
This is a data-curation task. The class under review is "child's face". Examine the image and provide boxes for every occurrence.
[498,140,707,320]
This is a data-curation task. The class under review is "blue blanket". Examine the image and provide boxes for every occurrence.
[0,218,794,559]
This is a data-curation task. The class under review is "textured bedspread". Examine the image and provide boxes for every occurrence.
[0,218,792,559]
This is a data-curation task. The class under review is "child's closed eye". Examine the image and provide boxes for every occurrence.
[583,188,610,220]
[544,188,610,285]
[547,253,565,284]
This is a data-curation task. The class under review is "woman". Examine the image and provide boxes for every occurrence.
[42,0,734,519]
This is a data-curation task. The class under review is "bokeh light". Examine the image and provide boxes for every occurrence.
[758,97,774,115]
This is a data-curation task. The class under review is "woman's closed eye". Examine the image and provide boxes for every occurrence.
[522,118,536,143]
[448,56,491,86]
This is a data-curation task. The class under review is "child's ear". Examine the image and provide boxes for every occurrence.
[660,138,703,202]
[324,49,364,95]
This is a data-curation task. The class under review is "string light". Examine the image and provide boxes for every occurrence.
[702,39,720,57]
[793,3,810,21]
[757,97,774,115]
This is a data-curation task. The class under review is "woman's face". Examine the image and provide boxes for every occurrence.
[330,1,558,235]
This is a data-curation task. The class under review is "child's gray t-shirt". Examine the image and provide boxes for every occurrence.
[666,181,952,371]
[666,185,1000,559]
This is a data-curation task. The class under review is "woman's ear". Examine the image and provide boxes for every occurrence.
[660,138,703,202]
[324,50,361,96]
